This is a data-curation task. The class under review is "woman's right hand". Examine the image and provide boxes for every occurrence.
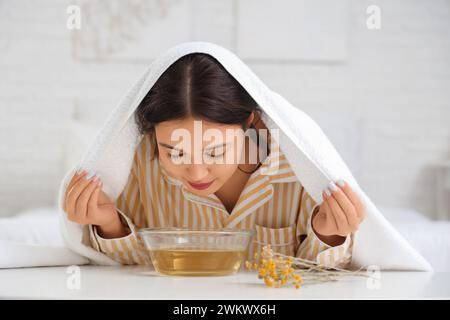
[63,169,122,233]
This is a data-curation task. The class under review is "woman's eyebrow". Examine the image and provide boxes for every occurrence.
[158,142,183,151]
[204,142,228,151]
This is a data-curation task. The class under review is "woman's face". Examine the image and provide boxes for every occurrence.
[154,117,249,196]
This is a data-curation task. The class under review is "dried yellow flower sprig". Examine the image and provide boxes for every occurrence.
[245,245,302,289]
[245,245,371,289]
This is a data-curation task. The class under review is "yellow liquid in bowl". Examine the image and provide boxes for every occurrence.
[149,248,246,276]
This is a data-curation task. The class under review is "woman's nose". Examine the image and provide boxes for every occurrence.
[187,165,210,182]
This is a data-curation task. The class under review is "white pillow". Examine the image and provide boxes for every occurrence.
[0,207,63,245]
[0,207,90,268]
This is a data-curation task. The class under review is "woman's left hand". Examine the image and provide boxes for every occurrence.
[312,180,366,238]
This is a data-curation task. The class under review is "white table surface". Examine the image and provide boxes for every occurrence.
[0,266,448,299]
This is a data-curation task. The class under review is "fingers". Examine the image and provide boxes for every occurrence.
[315,180,366,238]
[75,177,101,222]
[327,181,359,230]
[64,170,88,212]
[67,169,87,192]
[87,181,102,219]
[336,180,366,221]
[65,170,99,222]
[323,190,349,236]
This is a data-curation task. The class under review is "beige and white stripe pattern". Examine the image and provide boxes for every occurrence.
[89,135,353,268]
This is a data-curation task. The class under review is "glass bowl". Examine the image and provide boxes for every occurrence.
[138,228,255,276]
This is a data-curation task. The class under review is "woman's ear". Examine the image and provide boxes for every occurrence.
[245,112,255,129]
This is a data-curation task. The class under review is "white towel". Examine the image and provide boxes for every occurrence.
[57,41,432,271]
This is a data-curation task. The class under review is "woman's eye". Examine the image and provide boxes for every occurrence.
[206,151,225,158]
[169,152,183,158]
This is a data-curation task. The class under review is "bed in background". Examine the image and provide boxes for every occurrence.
[380,207,450,272]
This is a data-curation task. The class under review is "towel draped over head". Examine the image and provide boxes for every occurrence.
[57,41,432,271]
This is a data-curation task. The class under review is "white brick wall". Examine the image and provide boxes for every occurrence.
[0,0,449,218]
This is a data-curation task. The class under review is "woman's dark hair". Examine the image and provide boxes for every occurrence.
[134,53,262,157]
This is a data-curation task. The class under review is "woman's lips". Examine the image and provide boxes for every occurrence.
[188,180,215,190]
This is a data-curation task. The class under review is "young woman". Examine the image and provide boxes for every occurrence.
[63,53,365,268]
